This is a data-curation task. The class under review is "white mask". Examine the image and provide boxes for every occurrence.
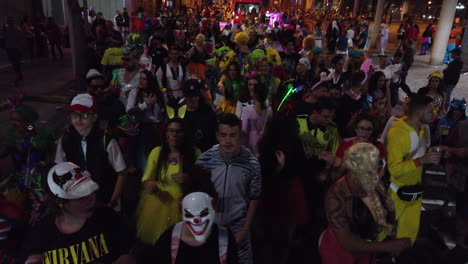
[181,192,215,243]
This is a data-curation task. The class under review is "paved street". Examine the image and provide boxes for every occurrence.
[0,48,73,172]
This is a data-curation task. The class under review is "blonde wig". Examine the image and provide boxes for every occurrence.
[344,142,396,237]
[344,143,380,193]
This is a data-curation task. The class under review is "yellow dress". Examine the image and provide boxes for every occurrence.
[135,147,199,245]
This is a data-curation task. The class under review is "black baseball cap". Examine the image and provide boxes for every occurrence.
[183,79,202,97]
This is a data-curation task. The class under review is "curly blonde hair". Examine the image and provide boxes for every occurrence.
[343,142,396,236]
[344,143,380,193]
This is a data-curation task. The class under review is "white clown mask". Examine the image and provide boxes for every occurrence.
[182,192,215,242]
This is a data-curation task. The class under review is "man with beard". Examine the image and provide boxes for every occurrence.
[85,69,125,133]
[114,46,141,106]
[385,95,442,243]
[156,46,187,100]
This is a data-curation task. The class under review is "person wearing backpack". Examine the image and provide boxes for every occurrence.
[55,94,128,209]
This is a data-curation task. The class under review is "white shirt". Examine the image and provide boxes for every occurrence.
[156,64,185,99]
[117,69,141,107]
[346,29,355,39]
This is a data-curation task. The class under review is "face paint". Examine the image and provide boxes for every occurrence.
[182,192,215,242]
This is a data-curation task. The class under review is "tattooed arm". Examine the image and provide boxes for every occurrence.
[325,182,412,254]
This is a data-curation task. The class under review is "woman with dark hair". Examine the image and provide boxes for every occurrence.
[417,71,446,118]
[135,118,200,245]
[126,70,165,169]
[237,71,259,118]
[217,62,245,114]
[336,114,386,160]
[294,58,313,92]
[241,82,272,156]
[256,115,310,264]
[420,23,433,55]
[367,71,387,102]
[127,70,165,116]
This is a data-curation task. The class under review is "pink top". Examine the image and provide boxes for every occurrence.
[242,106,272,156]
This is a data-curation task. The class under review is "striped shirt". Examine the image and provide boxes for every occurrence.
[197,145,262,227]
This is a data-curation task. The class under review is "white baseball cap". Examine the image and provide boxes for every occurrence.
[67,93,97,113]
[86,69,104,81]
[47,162,99,199]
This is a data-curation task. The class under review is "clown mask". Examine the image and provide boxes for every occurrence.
[182,192,215,243]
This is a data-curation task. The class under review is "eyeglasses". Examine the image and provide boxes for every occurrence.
[70,112,93,120]
[356,126,373,133]
[167,128,184,135]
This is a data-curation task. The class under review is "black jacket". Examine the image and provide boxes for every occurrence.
[444,58,464,85]
[61,126,117,202]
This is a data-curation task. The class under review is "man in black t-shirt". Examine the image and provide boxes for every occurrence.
[281,40,301,79]
[183,79,217,152]
[21,162,134,264]
[149,37,168,71]
[443,48,464,110]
